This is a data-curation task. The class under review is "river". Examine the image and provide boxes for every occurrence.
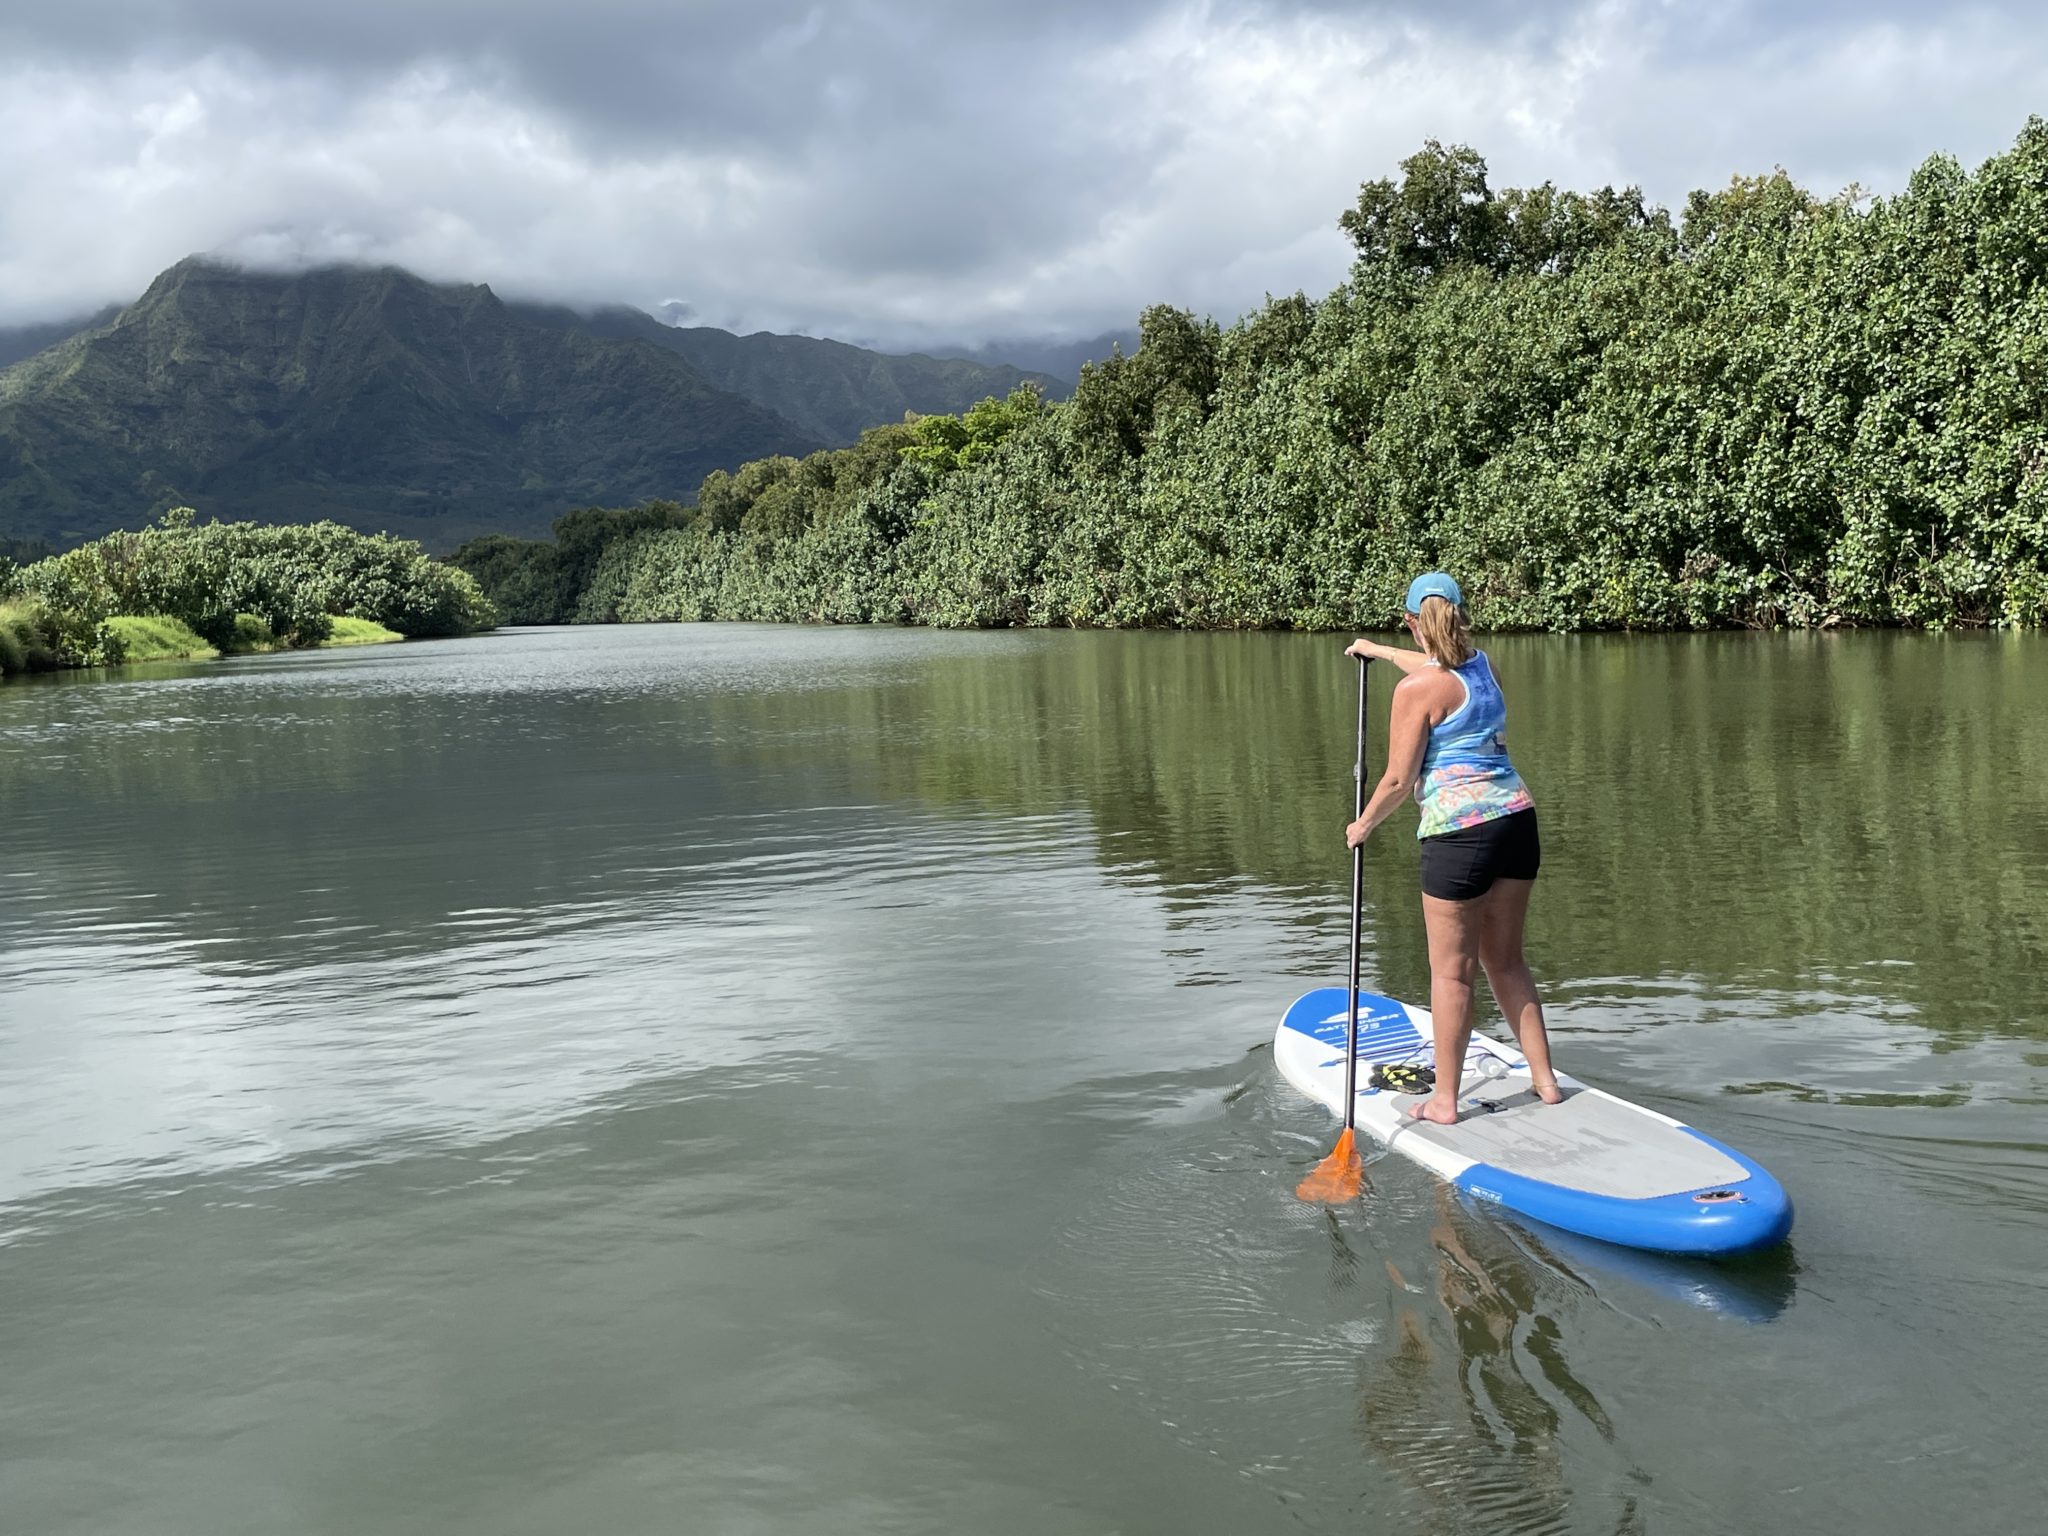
[2,624,2043,1534]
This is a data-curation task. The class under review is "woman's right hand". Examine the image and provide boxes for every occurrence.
[1345,638,1381,660]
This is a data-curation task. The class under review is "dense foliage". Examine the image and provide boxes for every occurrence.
[0,513,495,673]
[0,536,54,566]
[461,124,2048,632]
[449,503,698,625]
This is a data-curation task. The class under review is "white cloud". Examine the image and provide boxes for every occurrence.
[1,2,2045,345]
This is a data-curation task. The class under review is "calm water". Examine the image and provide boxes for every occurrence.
[2,626,2045,1535]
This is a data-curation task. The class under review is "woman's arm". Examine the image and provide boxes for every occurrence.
[1345,637,1432,675]
[1346,674,1436,847]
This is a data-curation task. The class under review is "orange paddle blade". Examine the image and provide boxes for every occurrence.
[1296,1127,1366,1203]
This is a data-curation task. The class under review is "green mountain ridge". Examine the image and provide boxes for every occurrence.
[0,306,124,370]
[919,330,1138,389]
[0,259,817,548]
[517,302,1063,444]
[0,260,1052,550]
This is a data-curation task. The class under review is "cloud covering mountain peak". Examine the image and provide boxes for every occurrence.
[3,1,2044,345]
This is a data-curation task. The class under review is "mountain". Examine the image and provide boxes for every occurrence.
[921,330,1139,391]
[520,303,1063,443]
[0,306,123,370]
[0,262,1072,550]
[0,261,819,548]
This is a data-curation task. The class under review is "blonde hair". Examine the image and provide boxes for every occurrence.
[1412,594,1474,668]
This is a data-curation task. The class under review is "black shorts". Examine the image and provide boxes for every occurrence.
[1419,808,1541,902]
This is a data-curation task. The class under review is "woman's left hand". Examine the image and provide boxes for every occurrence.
[1344,817,1370,848]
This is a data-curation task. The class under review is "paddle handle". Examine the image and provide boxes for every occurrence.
[1343,656,1369,1128]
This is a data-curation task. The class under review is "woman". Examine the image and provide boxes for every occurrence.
[1343,572,1562,1123]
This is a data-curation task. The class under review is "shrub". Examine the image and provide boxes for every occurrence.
[0,598,96,672]
[102,615,218,662]
[229,613,276,651]
[0,604,29,675]
[14,515,497,673]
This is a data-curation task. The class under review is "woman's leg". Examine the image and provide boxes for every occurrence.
[1476,877,1562,1103]
[1411,892,1482,1124]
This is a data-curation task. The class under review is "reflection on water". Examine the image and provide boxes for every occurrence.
[2,625,2045,1535]
[1361,1191,1646,1536]
[1504,1220,1799,1327]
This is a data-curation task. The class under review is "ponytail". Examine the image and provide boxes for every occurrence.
[1413,594,1474,668]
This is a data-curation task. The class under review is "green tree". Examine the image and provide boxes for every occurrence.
[429,120,2048,640]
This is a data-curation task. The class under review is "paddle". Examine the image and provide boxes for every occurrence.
[1297,654,1372,1203]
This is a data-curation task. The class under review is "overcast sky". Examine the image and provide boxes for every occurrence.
[2,1,2044,347]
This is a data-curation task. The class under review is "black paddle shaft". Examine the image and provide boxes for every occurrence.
[1343,656,1370,1128]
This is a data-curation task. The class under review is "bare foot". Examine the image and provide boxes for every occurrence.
[1407,1097,1459,1125]
[1531,1078,1564,1106]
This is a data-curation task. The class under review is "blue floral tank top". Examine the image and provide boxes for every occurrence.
[1415,651,1535,838]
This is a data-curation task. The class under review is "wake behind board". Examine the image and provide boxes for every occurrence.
[1277,989,1792,1256]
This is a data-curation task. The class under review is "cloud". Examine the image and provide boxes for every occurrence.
[2,2,2046,345]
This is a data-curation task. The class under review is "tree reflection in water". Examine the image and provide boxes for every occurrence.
[1355,1189,1651,1536]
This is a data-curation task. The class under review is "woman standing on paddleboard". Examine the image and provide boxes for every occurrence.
[1343,573,1563,1124]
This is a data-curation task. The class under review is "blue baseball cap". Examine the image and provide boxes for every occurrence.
[1404,571,1463,613]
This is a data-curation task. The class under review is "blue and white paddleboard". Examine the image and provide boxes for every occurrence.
[1276,988,1793,1256]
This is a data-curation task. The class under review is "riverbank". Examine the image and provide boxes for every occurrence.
[4,608,408,678]
[0,514,493,680]
[98,613,405,664]
[5,604,421,680]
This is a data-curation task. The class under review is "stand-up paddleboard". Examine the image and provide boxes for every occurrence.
[1276,988,1793,1256]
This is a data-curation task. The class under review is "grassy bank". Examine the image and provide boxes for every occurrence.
[104,614,218,661]
[320,616,404,647]
[95,613,403,665]
[2,609,414,678]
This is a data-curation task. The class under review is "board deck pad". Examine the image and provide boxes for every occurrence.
[1391,1083,1749,1200]
[1276,988,1792,1255]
